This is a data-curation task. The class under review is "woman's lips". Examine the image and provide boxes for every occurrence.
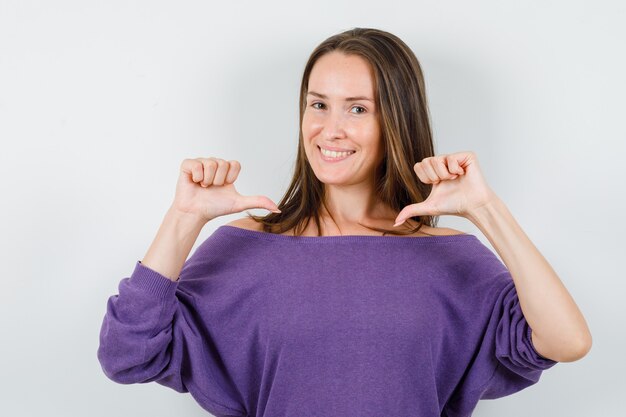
[318,146,355,162]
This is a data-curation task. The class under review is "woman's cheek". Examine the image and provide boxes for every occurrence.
[303,119,323,138]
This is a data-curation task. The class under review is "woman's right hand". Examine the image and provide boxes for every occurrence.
[171,157,281,223]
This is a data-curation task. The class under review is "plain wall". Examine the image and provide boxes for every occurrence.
[0,0,623,416]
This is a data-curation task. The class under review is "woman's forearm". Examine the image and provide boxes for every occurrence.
[466,197,592,362]
[141,206,208,282]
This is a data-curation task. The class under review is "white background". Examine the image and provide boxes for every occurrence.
[0,0,623,416]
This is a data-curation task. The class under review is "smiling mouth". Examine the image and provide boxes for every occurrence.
[318,146,356,162]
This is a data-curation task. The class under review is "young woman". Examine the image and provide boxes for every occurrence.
[98,27,591,417]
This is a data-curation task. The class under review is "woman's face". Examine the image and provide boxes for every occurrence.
[302,51,383,187]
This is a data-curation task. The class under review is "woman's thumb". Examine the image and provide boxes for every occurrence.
[239,195,281,213]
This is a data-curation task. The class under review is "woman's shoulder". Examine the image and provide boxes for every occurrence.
[402,222,467,237]
[224,217,266,232]
[423,226,467,236]
[223,217,466,237]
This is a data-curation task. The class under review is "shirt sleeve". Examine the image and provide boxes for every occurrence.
[97,259,247,417]
[443,272,559,417]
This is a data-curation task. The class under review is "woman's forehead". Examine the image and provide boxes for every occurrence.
[308,52,375,99]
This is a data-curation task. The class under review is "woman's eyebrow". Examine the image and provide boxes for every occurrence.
[307,91,374,102]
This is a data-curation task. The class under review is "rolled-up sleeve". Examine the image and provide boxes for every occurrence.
[97,260,246,417]
[444,275,559,417]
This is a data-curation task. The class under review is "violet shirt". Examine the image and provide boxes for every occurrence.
[97,225,558,417]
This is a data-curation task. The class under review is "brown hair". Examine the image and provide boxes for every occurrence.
[247,27,439,236]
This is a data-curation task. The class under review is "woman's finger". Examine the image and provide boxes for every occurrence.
[413,162,431,183]
[446,154,464,175]
[191,159,204,183]
[199,158,217,187]
[225,160,241,184]
[420,158,440,183]
[211,158,228,186]
[431,156,454,179]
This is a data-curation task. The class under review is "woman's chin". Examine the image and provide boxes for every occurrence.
[315,175,352,186]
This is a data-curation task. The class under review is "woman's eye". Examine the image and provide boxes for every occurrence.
[309,103,366,114]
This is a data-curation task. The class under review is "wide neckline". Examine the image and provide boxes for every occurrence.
[216,225,478,244]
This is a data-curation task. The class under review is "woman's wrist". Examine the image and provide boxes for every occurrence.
[140,207,207,282]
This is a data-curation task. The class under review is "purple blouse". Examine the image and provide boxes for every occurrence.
[97,225,558,417]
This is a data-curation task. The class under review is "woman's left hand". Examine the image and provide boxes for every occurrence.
[394,151,499,226]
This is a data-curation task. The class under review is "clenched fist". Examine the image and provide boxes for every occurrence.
[171,157,281,223]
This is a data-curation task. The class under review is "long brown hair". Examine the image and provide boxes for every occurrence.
[247,27,439,236]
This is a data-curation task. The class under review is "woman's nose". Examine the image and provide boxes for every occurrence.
[322,110,348,139]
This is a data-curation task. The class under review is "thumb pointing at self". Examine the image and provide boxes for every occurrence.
[237,194,282,214]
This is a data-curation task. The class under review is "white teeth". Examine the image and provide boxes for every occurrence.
[320,147,355,158]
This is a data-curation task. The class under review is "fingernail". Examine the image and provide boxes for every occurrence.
[393,219,404,227]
